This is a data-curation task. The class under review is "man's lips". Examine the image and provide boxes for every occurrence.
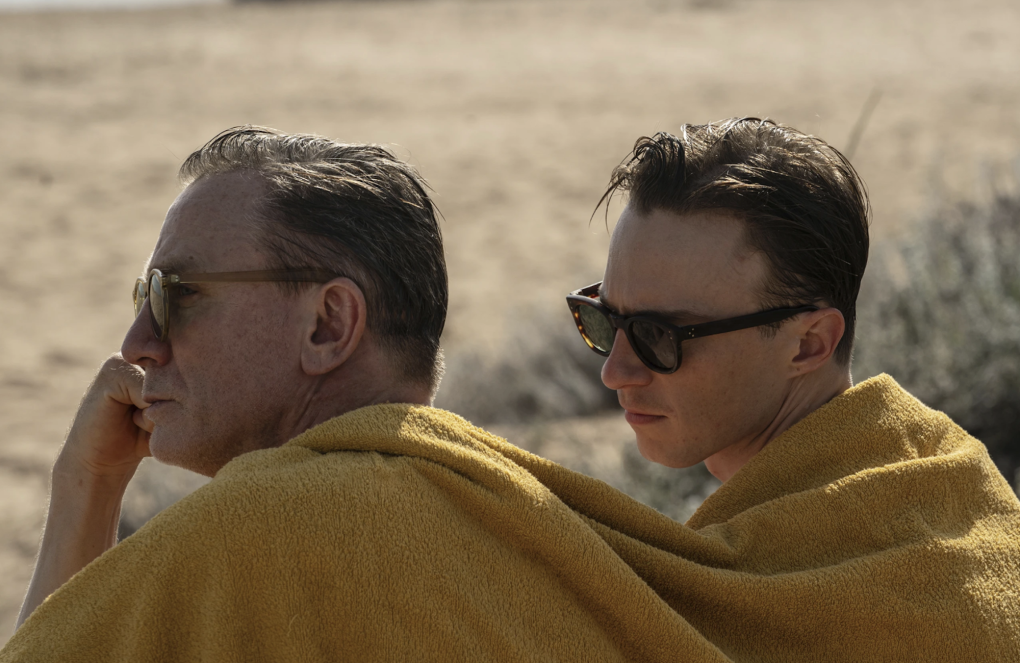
[624,410,666,426]
[141,397,174,419]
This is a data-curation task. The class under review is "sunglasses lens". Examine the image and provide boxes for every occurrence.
[575,303,615,354]
[133,279,146,318]
[630,320,678,371]
[149,273,166,340]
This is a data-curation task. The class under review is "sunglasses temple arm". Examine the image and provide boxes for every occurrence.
[173,270,338,284]
[686,306,819,339]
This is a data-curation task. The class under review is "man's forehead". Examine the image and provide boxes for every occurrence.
[143,250,215,276]
[143,173,266,275]
[602,206,765,319]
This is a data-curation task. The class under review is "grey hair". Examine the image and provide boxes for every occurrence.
[179,125,448,390]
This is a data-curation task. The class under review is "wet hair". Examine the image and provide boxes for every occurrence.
[599,118,870,365]
[180,125,447,390]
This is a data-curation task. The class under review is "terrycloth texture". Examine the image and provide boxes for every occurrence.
[3,375,1019,662]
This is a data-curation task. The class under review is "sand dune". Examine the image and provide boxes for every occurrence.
[1,0,1019,640]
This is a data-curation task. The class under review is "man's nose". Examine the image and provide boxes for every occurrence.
[601,329,653,391]
[121,300,171,368]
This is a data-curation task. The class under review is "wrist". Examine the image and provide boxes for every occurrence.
[51,454,136,505]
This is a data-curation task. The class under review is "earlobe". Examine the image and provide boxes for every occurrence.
[300,278,367,376]
[791,308,845,373]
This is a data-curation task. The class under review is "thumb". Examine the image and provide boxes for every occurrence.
[111,359,149,411]
[132,407,155,435]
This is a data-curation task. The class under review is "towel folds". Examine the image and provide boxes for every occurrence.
[3,374,1019,662]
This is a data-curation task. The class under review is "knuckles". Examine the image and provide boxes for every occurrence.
[99,353,143,380]
[82,354,146,406]
[100,353,129,372]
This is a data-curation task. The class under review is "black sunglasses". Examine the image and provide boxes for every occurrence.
[133,268,338,342]
[566,282,818,374]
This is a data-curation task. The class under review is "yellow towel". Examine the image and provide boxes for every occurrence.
[3,374,1019,662]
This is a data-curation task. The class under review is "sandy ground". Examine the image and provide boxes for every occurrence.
[1,0,1019,641]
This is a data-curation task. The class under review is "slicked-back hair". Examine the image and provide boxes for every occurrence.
[600,118,870,365]
[179,126,448,390]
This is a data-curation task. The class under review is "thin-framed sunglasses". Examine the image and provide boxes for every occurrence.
[133,268,338,342]
[566,282,818,374]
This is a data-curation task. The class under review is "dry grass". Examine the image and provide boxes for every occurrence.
[855,170,1020,487]
[434,308,618,425]
[490,414,720,524]
[118,460,210,540]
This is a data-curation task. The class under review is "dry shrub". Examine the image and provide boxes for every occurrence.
[490,414,720,523]
[434,309,620,425]
[118,459,209,540]
[615,445,720,522]
[855,179,1020,489]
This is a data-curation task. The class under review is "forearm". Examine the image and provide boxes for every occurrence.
[16,465,133,629]
[15,354,151,630]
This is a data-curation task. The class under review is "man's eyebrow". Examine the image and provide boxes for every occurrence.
[144,259,190,275]
[597,289,709,323]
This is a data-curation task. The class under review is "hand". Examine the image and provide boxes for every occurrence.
[17,355,154,629]
[55,353,153,484]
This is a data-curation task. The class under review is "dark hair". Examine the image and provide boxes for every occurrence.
[179,126,447,390]
[599,118,870,365]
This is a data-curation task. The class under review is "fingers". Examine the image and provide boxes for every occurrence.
[133,411,152,460]
[132,407,155,434]
[99,353,148,410]
[58,353,155,480]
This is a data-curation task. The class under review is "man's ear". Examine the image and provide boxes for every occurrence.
[300,278,367,377]
[789,307,845,375]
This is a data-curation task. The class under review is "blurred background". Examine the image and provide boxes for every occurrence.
[1,0,1019,641]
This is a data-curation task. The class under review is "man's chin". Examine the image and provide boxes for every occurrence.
[148,430,216,477]
[634,434,704,469]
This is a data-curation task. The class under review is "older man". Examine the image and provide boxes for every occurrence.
[4,122,1020,663]
[5,126,705,663]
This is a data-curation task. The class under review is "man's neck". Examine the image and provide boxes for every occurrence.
[704,369,853,483]
[284,377,431,447]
